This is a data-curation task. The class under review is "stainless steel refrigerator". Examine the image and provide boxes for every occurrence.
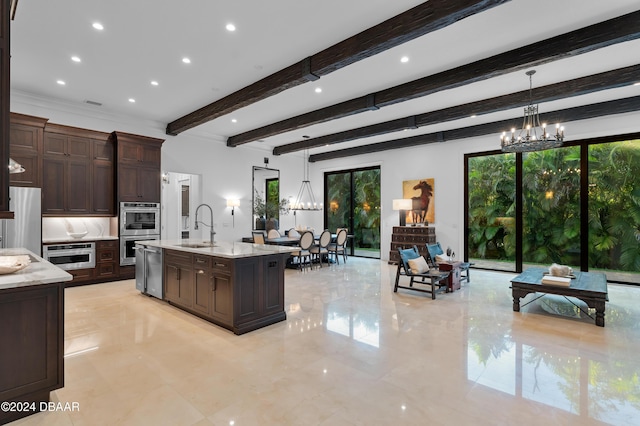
[0,187,42,255]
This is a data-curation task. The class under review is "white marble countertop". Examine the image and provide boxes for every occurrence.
[140,239,298,259]
[43,236,119,244]
[0,248,73,291]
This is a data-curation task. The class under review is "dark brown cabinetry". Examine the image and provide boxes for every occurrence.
[163,249,287,335]
[95,240,119,280]
[0,282,64,424]
[389,226,436,263]
[42,124,111,216]
[0,0,11,216]
[9,113,47,187]
[91,139,115,215]
[164,250,194,308]
[111,131,163,203]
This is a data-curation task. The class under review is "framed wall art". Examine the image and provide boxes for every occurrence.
[402,178,435,224]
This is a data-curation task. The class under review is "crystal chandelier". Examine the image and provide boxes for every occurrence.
[291,150,322,211]
[501,70,565,152]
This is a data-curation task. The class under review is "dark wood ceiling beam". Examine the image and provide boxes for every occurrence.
[167,0,509,137]
[273,64,640,154]
[308,96,640,162]
[311,0,511,76]
[230,10,640,146]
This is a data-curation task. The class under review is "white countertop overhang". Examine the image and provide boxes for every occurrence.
[0,248,73,290]
[139,239,298,259]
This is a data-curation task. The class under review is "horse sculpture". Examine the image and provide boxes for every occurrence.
[411,180,433,223]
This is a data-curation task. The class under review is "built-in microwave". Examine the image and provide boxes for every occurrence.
[43,242,96,270]
[120,202,160,236]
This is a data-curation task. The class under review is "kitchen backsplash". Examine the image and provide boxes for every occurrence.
[42,217,118,241]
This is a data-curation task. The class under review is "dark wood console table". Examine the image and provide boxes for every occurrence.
[511,268,608,327]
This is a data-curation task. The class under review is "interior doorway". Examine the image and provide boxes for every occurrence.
[161,172,202,240]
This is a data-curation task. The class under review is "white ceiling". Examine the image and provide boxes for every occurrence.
[10,0,640,157]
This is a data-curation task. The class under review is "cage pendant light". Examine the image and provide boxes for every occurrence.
[291,150,322,211]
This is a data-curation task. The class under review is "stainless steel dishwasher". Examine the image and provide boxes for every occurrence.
[135,243,163,299]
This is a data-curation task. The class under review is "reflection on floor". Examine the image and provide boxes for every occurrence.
[11,258,640,425]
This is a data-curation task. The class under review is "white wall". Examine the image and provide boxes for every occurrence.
[12,93,640,258]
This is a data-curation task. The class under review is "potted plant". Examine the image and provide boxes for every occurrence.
[253,189,289,230]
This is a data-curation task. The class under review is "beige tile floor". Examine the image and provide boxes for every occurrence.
[10,258,640,426]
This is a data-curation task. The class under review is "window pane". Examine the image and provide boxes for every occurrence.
[522,146,581,269]
[353,169,380,258]
[327,172,351,233]
[468,153,516,271]
[588,140,640,284]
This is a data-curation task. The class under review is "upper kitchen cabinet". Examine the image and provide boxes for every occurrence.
[42,123,111,216]
[9,112,48,187]
[110,131,164,203]
[0,0,11,217]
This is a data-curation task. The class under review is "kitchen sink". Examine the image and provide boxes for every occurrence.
[177,243,214,248]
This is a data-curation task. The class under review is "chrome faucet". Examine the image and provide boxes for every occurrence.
[194,203,216,245]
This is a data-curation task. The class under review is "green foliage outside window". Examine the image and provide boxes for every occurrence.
[468,140,640,274]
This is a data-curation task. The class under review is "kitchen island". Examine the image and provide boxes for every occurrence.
[0,249,72,425]
[143,240,297,335]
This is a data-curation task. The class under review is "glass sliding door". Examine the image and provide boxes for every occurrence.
[588,140,640,284]
[325,167,381,258]
[521,146,581,270]
[467,153,516,271]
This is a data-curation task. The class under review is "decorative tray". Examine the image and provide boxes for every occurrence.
[0,255,31,275]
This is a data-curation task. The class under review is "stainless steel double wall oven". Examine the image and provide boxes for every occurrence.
[119,202,160,266]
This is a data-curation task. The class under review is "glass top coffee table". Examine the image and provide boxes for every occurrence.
[510,267,608,327]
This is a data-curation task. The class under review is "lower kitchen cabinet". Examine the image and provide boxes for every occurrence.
[162,249,287,334]
[164,250,194,308]
[95,240,119,281]
[0,282,64,424]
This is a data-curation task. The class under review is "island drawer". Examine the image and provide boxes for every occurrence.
[193,254,212,268]
[211,257,232,274]
[164,249,193,265]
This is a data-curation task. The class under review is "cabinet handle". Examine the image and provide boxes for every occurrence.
[197,269,205,274]
[214,262,226,268]
[195,258,206,263]
[211,275,216,291]
[176,268,181,280]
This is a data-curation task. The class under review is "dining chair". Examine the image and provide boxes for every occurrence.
[328,228,348,264]
[252,231,265,244]
[310,229,331,268]
[288,228,300,238]
[291,231,314,271]
[267,229,281,239]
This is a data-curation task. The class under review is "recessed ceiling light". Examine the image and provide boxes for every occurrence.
[315,87,322,93]
[56,80,66,85]
[302,135,310,139]
[128,98,136,103]
[150,81,159,86]
[182,57,191,64]
[470,114,477,118]
[92,22,104,30]
[400,56,409,63]
[71,56,81,63]
[231,118,237,123]
[634,82,640,86]
[226,23,236,32]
